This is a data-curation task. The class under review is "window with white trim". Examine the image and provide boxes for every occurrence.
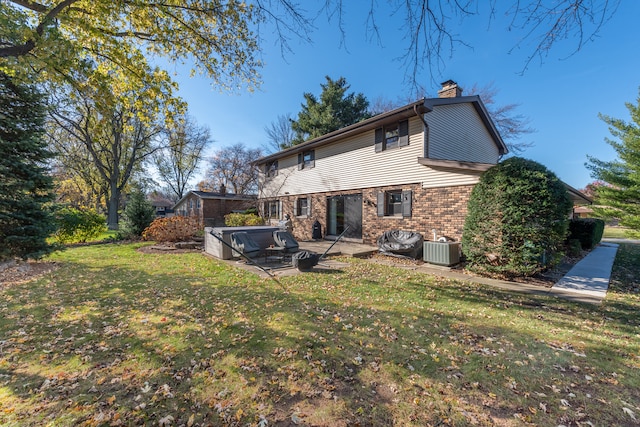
[264,200,281,220]
[375,119,409,152]
[377,189,412,217]
[298,150,315,170]
[296,197,310,217]
[265,160,278,178]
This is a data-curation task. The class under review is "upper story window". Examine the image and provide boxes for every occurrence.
[298,150,315,170]
[196,198,201,208]
[265,160,278,178]
[375,119,409,152]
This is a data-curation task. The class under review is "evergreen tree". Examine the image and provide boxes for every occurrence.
[120,189,156,238]
[291,76,371,144]
[0,73,56,260]
[587,88,640,237]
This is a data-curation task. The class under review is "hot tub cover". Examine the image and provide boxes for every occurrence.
[377,230,424,259]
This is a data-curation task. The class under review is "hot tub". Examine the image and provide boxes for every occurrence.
[205,226,281,260]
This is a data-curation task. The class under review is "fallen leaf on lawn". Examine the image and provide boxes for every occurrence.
[187,413,195,427]
[107,395,116,405]
[158,414,174,426]
[623,407,636,421]
[291,412,303,424]
[560,399,571,407]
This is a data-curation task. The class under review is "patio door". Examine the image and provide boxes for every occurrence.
[326,194,362,239]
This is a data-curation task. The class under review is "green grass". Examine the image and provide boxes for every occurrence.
[604,225,635,239]
[0,242,638,426]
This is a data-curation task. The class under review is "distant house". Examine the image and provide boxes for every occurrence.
[173,188,257,227]
[149,197,175,217]
[572,205,594,218]
[254,80,591,245]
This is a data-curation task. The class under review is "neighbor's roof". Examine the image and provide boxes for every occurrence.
[564,183,593,205]
[254,96,508,164]
[173,190,257,208]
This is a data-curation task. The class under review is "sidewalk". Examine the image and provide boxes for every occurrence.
[551,242,619,302]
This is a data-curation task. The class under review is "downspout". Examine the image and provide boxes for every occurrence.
[414,103,430,158]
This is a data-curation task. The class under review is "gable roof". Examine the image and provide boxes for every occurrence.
[173,190,257,209]
[255,96,507,165]
[564,183,593,205]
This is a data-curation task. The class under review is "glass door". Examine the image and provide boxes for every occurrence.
[326,194,362,239]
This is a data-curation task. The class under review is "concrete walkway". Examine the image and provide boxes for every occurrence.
[551,242,619,302]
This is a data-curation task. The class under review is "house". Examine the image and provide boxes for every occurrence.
[255,80,590,245]
[149,197,175,217]
[573,205,594,218]
[173,188,257,227]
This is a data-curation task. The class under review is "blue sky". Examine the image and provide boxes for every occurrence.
[169,2,639,191]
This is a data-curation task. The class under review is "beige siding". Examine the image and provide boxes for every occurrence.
[420,168,483,189]
[260,107,497,197]
[427,103,500,163]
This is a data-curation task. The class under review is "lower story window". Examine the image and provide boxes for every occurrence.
[296,197,310,217]
[377,189,412,217]
[386,191,403,216]
[264,200,280,220]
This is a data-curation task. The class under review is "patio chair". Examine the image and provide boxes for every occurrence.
[272,230,300,254]
[230,232,261,259]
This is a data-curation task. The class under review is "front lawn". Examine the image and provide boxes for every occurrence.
[0,243,638,426]
[604,226,634,239]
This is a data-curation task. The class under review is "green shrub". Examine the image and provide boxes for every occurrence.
[54,207,107,244]
[118,190,156,238]
[462,157,573,277]
[568,218,605,250]
[224,213,264,226]
[566,239,583,257]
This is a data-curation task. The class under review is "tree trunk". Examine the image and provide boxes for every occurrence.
[107,184,120,230]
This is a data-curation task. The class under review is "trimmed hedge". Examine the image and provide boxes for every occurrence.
[224,213,264,226]
[462,157,573,277]
[568,218,604,250]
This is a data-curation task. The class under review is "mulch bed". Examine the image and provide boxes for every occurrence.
[370,251,588,288]
[0,260,59,287]
[136,243,203,254]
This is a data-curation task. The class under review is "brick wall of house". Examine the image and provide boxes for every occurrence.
[202,199,255,227]
[175,193,199,218]
[176,195,256,227]
[275,184,474,244]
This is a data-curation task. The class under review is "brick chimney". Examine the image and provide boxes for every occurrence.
[438,80,463,98]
